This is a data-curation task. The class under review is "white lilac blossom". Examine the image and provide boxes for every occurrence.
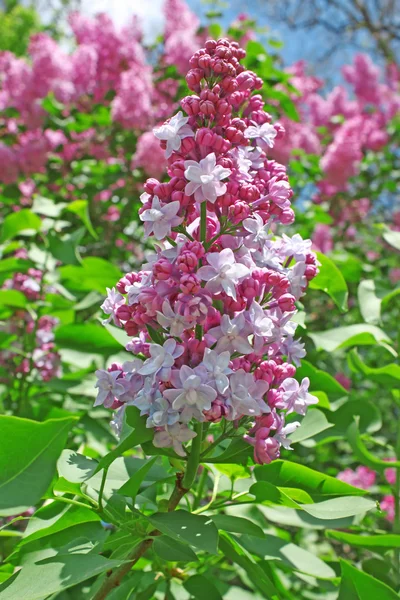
[197,248,249,300]
[274,421,301,450]
[153,422,197,457]
[283,337,306,367]
[248,301,274,340]
[243,214,272,248]
[278,377,318,415]
[156,300,191,336]
[208,313,253,354]
[146,396,180,428]
[164,365,217,422]
[139,339,184,380]
[140,196,182,240]
[244,122,277,149]
[101,287,125,325]
[281,233,313,261]
[202,349,232,394]
[153,111,194,158]
[184,153,231,203]
[94,38,319,465]
[228,370,269,418]
[94,369,125,408]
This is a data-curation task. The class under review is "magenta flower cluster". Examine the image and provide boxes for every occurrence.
[95,38,318,463]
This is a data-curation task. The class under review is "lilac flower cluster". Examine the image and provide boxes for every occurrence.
[0,255,61,382]
[95,38,318,463]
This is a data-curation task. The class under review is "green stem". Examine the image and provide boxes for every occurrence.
[200,202,207,244]
[182,422,203,490]
[92,463,199,600]
[51,496,94,511]
[193,466,208,511]
[200,431,230,458]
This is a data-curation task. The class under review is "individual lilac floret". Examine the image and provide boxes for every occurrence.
[156,300,191,336]
[140,196,182,240]
[278,377,318,415]
[139,339,184,381]
[248,301,274,340]
[202,348,232,395]
[197,248,249,300]
[208,313,253,354]
[228,370,269,418]
[94,369,125,408]
[101,287,125,325]
[153,422,197,457]
[153,111,195,158]
[146,396,180,428]
[243,214,272,248]
[244,122,277,149]
[184,153,231,203]
[164,365,217,422]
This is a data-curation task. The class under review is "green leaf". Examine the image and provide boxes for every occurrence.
[346,421,400,471]
[93,408,154,477]
[296,360,348,398]
[218,533,280,599]
[322,399,382,440]
[213,464,250,480]
[0,550,124,600]
[205,438,253,464]
[250,481,300,509]
[211,515,264,538]
[300,496,375,520]
[310,252,348,312]
[0,290,27,308]
[309,324,393,353]
[240,534,335,579]
[0,416,77,516]
[153,536,197,562]
[358,280,382,325]
[59,258,122,294]
[327,530,400,551]
[184,574,223,600]
[103,323,131,348]
[339,560,400,600]
[149,511,219,555]
[383,229,400,251]
[331,251,363,283]
[348,350,400,388]
[0,258,32,275]
[55,323,123,355]
[259,505,358,530]
[289,409,334,443]
[254,460,366,500]
[48,228,84,266]
[1,209,41,242]
[118,456,158,500]
[65,200,98,239]
[19,503,99,547]
[57,450,98,483]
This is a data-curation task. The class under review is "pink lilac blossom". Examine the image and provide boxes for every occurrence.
[0,10,182,188]
[95,38,319,464]
[337,465,397,522]
[272,55,399,223]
